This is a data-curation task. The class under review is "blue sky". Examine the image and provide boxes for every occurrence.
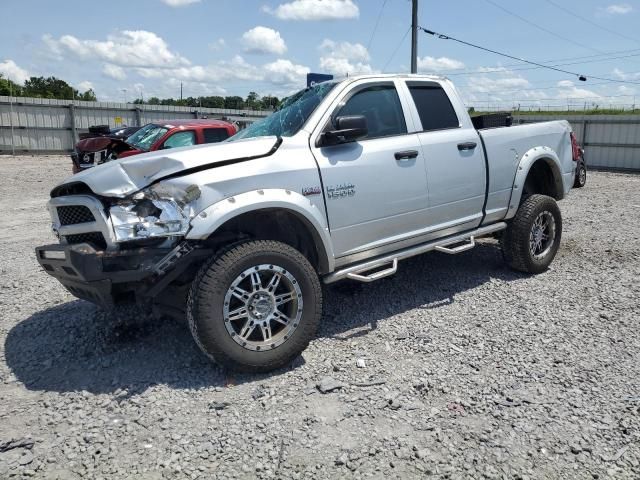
[1,0,640,109]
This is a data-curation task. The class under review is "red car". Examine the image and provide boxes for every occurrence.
[71,119,237,173]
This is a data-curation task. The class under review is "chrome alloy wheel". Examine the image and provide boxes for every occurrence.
[223,264,303,351]
[529,210,556,260]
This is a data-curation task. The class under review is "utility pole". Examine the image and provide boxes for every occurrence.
[411,0,419,73]
[180,82,183,102]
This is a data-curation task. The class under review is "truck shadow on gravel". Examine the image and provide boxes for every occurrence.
[5,240,524,394]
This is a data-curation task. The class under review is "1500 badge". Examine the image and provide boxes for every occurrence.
[327,183,356,199]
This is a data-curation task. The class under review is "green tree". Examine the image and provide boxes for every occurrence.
[0,74,23,96]
[78,89,97,101]
[199,96,225,108]
[245,91,260,109]
[23,76,76,99]
[147,97,160,105]
[224,96,245,109]
[260,95,279,110]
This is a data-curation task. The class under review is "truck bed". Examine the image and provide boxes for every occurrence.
[478,120,574,224]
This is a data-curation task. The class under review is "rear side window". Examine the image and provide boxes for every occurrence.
[335,84,407,140]
[203,128,230,143]
[408,83,459,132]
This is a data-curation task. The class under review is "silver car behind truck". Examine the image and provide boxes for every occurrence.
[36,74,576,372]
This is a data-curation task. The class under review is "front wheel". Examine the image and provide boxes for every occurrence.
[187,240,322,372]
[502,194,562,274]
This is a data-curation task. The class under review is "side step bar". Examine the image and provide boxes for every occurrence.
[324,222,506,284]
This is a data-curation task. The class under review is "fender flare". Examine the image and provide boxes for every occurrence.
[186,188,335,272]
[505,146,564,219]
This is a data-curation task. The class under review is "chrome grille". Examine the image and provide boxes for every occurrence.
[64,232,107,250]
[57,205,95,225]
[50,194,115,251]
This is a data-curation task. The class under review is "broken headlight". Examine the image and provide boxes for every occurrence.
[110,197,189,242]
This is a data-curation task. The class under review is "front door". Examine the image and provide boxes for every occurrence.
[311,81,429,259]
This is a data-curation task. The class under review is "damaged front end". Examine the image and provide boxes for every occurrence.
[36,182,209,309]
[38,136,282,309]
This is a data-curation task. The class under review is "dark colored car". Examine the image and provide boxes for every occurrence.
[571,132,587,188]
[71,119,238,174]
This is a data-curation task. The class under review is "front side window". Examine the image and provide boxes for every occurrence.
[203,128,230,143]
[162,130,196,149]
[334,84,407,140]
[126,124,169,151]
[408,82,459,132]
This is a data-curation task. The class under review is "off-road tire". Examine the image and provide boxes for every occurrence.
[574,161,587,188]
[187,240,322,372]
[502,194,562,274]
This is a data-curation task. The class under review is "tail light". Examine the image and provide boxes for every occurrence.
[570,132,581,162]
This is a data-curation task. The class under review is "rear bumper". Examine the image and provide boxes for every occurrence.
[36,243,171,306]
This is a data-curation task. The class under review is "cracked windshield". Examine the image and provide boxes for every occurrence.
[230,81,337,141]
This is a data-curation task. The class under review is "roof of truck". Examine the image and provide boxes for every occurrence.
[333,73,449,82]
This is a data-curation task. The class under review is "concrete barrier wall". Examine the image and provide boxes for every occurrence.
[0,96,270,154]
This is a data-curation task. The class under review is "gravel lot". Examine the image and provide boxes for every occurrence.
[1,155,639,479]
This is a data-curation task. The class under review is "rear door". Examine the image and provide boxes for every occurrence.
[310,79,429,259]
[402,80,486,234]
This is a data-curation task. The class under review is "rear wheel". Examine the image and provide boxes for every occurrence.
[574,161,587,188]
[502,194,562,274]
[187,240,322,372]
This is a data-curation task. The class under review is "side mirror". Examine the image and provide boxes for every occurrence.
[320,115,368,146]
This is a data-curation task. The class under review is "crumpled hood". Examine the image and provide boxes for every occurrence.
[52,136,280,198]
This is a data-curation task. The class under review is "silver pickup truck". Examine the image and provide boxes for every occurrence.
[36,74,577,372]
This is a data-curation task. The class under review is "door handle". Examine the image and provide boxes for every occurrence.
[394,150,419,160]
[458,142,477,151]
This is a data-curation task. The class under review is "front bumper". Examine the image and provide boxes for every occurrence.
[36,243,172,306]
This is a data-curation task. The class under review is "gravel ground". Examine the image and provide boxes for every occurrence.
[1,155,639,479]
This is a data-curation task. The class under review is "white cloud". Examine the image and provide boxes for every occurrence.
[613,67,640,81]
[103,64,127,80]
[604,3,633,14]
[77,81,94,92]
[417,56,465,73]
[161,0,201,6]
[556,80,601,100]
[264,0,359,20]
[0,59,30,84]
[263,59,310,85]
[319,39,369,62]
[242,26,287,55]
[318,39,374,76]
[43,31,190,69]
[134,55,308,88]
[209,38,226,51]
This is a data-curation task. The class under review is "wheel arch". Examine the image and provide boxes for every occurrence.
[506,147,565,220]
[186,189,335,274]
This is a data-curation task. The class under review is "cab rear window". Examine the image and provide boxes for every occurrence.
[407,82,459,132]
[203,128,230,143]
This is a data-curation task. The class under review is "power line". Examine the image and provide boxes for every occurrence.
[482,0,603,53]
[367,0,389,51]
[383,26,411,72]
[469,93,636,103]
[420,27,640,85]
[433,47,640,75]
[543,0,640,45]
[456,80,618,93]
[442,51,640,77]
